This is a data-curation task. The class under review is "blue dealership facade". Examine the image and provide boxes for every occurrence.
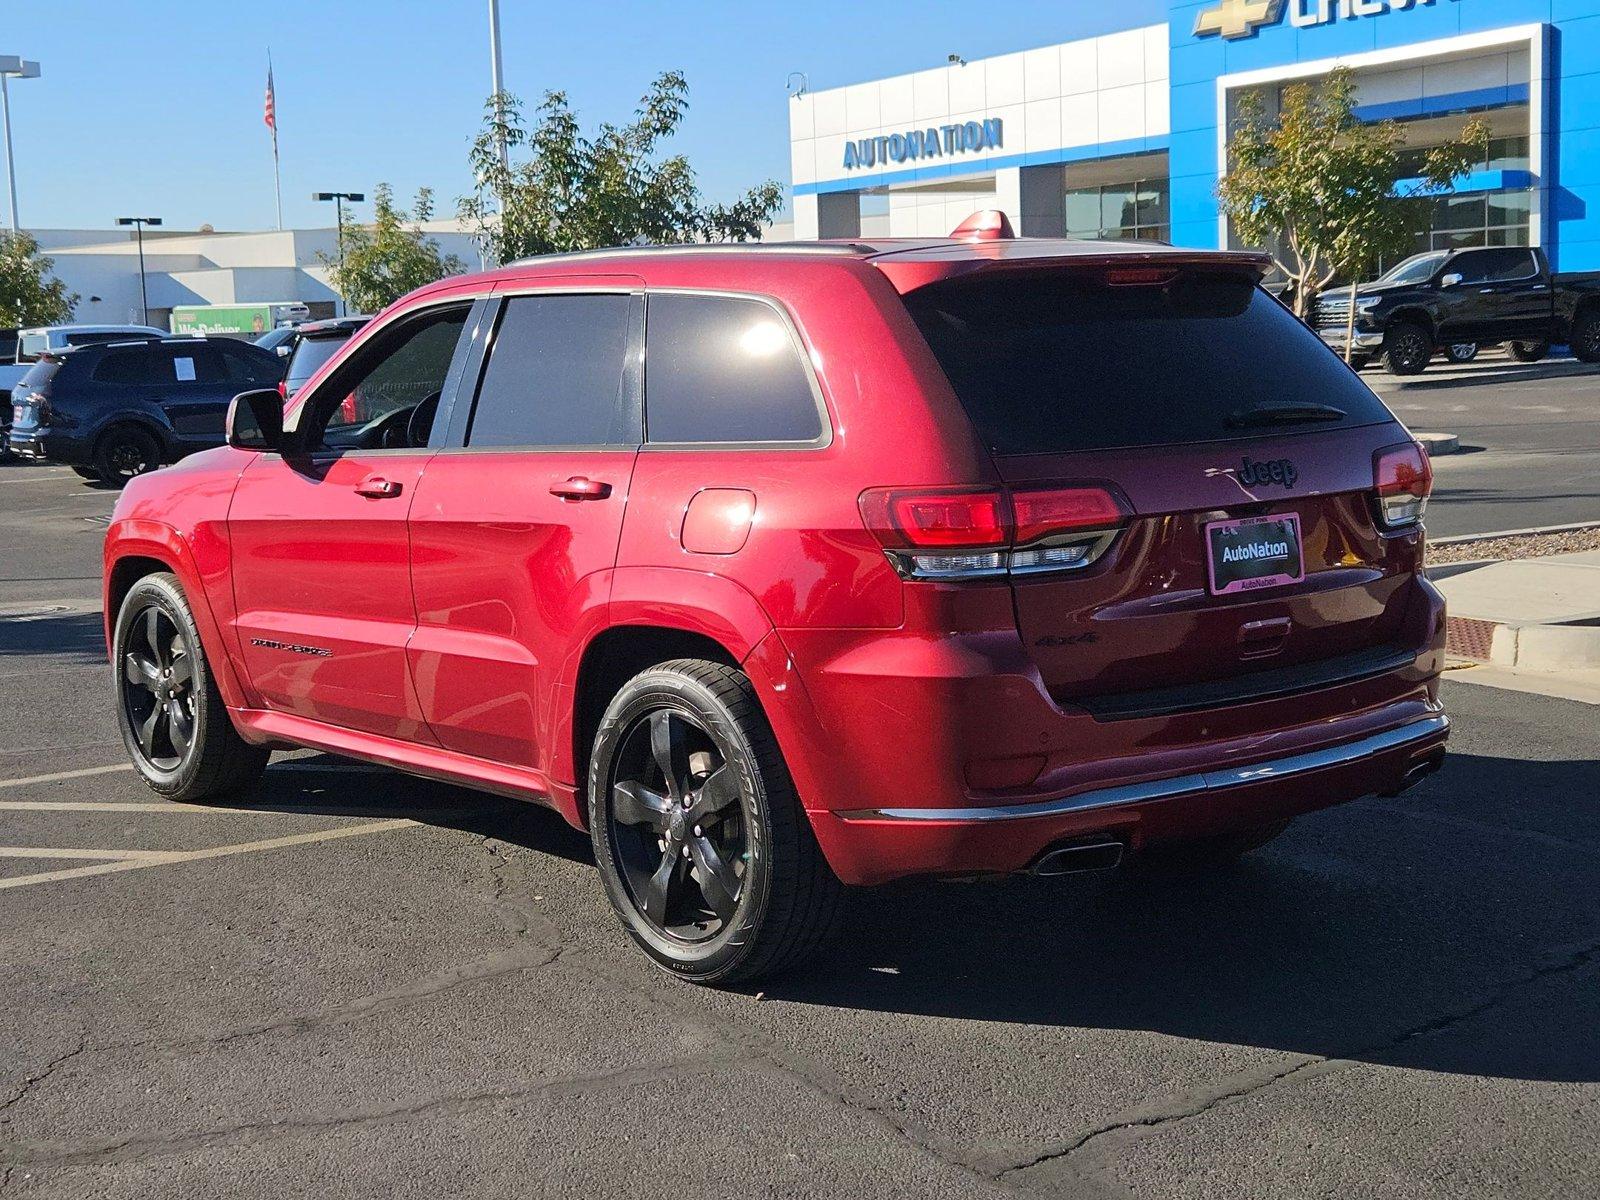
[789,0,1600,271]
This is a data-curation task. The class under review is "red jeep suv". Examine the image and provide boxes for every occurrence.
[103,220,1449,983]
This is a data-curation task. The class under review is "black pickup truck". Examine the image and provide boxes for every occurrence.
[1313,246,1600,374]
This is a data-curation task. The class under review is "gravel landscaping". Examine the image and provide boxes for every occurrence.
[1429,524,1600,564]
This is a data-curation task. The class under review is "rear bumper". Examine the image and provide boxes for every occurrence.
[809,711,1448,884]
[6,431,51,460]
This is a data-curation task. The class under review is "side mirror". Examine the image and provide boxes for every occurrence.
[227,388,284,451]
[1440,273,1464,289]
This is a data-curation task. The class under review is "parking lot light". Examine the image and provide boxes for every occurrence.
[313,191,364,316]
[115,216,162,326]
[0,55,42,233]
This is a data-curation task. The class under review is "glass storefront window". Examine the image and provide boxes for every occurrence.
[1065,179,1171,242]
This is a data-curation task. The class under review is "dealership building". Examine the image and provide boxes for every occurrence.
[789,0,1600,270]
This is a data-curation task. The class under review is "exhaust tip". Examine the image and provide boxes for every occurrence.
[1381,748,1446,797]
[1032,839,1125,877]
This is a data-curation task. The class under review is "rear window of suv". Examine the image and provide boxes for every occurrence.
[286,333,352,391]
[901,269,1396,455]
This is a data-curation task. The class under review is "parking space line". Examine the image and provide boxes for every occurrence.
[0,764,134,789]
[0,818,417,891]
[0,846,179,860]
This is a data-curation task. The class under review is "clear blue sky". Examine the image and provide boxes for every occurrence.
[6,0,1166,233]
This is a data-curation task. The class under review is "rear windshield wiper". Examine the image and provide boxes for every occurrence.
[1226,402,1347,429]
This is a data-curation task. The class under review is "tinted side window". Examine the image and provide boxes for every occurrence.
[218,343,282,387]
[160,345,227,386]
[1453,249,1534,285]
[301,307,469,451]
[92,348,155,385]
[467,294,637,448]
[644,294,823,445]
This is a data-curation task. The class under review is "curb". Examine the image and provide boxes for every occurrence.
[1414,431,1460,456]
[1432,519,1600,546]
[1446,613,1600,670]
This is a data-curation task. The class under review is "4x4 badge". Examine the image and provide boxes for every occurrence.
[1239,457,1299,489]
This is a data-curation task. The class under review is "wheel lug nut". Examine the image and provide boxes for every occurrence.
[681,846,690,858]
[693,825,702,837]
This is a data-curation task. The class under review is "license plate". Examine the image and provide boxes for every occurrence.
[1205,513,1305,596]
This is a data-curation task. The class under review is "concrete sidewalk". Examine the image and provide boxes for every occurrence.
[1432,551,1600,677]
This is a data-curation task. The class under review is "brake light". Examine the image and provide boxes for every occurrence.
[859,485,1129,580]
[1373,442,1432,530]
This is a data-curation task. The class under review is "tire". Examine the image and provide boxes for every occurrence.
[1444,343,1479,364]
[1138,819,1293,872]
[71,465,102,481]
[1509,339,1551,363]
[1383,323,1432,375]
[113,572,269,802]
[1347,354,1372,371]
[94,425,162,487]
[1572,311,1600,364]
[587,658,843,986]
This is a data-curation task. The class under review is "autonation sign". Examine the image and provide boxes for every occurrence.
[1194,0,1454,40]
[842,118,1003,170]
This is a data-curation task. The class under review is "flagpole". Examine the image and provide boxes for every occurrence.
[268,51,282,231]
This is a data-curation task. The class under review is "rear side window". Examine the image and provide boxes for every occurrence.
[644,294,823,445]
[17,334,48,363]
[902,270,1397,455]
[467,294,637,447]
[92,348,155,385]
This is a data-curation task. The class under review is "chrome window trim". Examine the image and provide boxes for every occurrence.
[838,715,1449,823]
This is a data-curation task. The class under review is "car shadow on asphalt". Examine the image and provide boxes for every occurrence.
[0,609,106,666]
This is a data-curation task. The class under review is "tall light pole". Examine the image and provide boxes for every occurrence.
[313,191,363,316]
[488,0,509,172]
[115,216,162,326]
[0,56,42,233]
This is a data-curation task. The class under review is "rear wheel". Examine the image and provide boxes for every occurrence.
[94,425,161,487]
[588,659,842,985]
[113,572,268,801]
[1509,339,1551,363]
[1139,819,1293,871]
[1444,343,1479,364]
[1383,323,1432,375]
[71,465,102,481]
[1570,311,1600,363]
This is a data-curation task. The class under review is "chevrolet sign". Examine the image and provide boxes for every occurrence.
[1194,0,1450,40]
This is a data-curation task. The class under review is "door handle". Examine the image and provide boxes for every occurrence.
[549,477,612,501]
[355,475,402,499]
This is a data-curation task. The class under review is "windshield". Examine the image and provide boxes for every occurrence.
[1377,252,1447,287]
[285,334,350,391]
[902,268,1397,455]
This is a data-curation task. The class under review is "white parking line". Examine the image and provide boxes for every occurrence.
[0,818,417,891]
[0,846,178,860]
[0,764,134,789]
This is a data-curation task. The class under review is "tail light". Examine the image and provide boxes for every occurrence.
[859,484,1129,580]
[1373,442,1432,530]
[276,379,287,400]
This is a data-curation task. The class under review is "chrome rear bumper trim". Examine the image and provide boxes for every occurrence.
[843,715,1449,823]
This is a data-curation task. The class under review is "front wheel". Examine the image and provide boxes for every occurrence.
[71,465,102,481]
[1445,343,1479,364]
[588,659,842,985]
[114,572,269,801]
[1383,323,1433,375]
[1509,339,1551,363]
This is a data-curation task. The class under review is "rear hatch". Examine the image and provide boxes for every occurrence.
[896,258,1425,717]
[9,357,63,438]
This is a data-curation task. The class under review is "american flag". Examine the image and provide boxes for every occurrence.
[264,64,276,134]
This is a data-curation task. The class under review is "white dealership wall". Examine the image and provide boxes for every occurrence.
[790,25,1171,238]
[25,224,483,327]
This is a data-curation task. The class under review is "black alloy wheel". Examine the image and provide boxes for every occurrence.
[1572,311,1600,363]
[607,707,747,941]
[1384,323,1432,376]
[95,425,160,485]
[120,603,197,772]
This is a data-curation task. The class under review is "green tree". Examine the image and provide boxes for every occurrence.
[319,184,467,314]
[0,231,76,326]
[460,71,783,264]
[1218,67,1487,336]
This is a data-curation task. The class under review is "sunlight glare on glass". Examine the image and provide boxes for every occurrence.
[739,320,788,358]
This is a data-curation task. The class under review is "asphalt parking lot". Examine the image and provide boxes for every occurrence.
[2,455,1598,1198]
[1364,350,1600,537]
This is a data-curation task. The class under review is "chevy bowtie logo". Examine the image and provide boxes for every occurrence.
[1193,0,1285,39]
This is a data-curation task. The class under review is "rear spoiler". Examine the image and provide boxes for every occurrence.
[872,246,1273,295]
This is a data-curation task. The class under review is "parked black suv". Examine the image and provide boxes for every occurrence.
[8,337,285,484]
[282,317,369,400]
[1314,247,1600,374]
